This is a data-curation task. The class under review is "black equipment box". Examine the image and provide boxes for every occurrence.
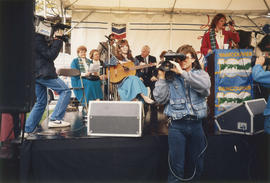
[215,98,266,135]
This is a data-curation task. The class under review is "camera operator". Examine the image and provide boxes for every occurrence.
[252,56,270,134]
[24,27,71,135]
[153,45,210,182]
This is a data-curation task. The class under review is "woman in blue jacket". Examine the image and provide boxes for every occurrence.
[71,46,103,105]
[153,45,211,182]
[252,56,270,134]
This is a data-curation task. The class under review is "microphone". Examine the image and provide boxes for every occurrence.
[224,21,233,26]
[99,42,108,51]
[105,35,112,41]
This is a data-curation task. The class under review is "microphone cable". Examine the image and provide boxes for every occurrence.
[168,130,208,182]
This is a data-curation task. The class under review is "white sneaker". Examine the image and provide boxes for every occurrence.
[48,120,71,128]
[19,132,30,139]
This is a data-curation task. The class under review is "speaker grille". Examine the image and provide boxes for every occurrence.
[87,101,142,137]
[245,99,266,115]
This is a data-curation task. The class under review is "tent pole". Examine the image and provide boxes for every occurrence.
[263,0,270,12]
[65,11,94,35]
[169,22,172,50]
[43,0,46,18]
[61,1,66,54]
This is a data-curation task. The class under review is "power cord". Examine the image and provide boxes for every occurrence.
[168,131,208,182]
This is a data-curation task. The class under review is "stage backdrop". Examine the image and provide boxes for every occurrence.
[70,12,265,62]
[214,49,253,115]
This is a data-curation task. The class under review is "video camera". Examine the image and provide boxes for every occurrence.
[158,52,186,81]
[251,55,270,67]
[34,15,71,42]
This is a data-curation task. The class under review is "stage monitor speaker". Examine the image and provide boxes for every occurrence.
[87,101,143,137]
[237,30,252,49]
[215,98,266,135]
[0,0,35,113]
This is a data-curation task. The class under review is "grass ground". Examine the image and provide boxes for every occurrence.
[26,110,53,124]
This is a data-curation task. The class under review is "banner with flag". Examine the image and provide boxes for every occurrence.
[111,23,126,39]
[214,49,253,115]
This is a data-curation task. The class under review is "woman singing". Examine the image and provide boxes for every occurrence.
[200,13,240,56]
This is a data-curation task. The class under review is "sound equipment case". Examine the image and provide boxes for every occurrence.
[87,101,143,137]
[215,98,266,135]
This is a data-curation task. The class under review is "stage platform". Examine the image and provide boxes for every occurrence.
[24,104,169,140]
[1,108,270,183]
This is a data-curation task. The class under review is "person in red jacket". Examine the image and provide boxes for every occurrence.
[200,13,240,56]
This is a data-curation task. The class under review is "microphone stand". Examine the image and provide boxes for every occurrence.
[98,42,108,100]
[106,36,111,101]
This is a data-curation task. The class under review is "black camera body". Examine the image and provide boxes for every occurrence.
[164,52,186,62]
[158,52,186,81]
[35,15,71,42]
[251,56,270,67]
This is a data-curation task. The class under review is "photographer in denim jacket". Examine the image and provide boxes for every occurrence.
[153,45,210,182]
[252,56,270,134]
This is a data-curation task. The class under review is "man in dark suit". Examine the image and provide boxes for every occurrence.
[135,45,158,134]
[135,45,157,88]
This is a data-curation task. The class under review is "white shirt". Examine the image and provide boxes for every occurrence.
[145,56,149,64]
[216,30,224,49]
[91,60,101,74]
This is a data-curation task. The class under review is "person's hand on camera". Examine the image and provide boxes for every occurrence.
[169,61,183,75]
[53,29,64,39]
[255,56,265,66]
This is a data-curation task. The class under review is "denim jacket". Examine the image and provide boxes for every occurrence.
[153,69,211,120]
[252,64,270,116]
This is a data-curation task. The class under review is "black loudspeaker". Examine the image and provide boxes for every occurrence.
[87,101,143,137]
[237,30,252,49]
[0,0,35,113]
[215,98,266,135]
[258,35,270,52]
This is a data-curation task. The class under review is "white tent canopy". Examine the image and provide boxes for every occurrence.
[56,0,270,60]
[59,0,270,16]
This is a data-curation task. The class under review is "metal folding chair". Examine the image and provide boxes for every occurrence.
[57,68,88,111]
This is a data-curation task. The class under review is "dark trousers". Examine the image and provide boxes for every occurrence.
[168,119,206,183]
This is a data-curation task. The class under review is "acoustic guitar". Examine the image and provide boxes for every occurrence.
[107,61,156,83]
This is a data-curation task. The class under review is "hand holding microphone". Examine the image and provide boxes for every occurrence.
[224,20,236,32]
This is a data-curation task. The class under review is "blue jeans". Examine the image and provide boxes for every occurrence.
[168,119,206,183]
[25,78,71,133]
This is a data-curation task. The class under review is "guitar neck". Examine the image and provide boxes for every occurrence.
[128,64,155,71]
